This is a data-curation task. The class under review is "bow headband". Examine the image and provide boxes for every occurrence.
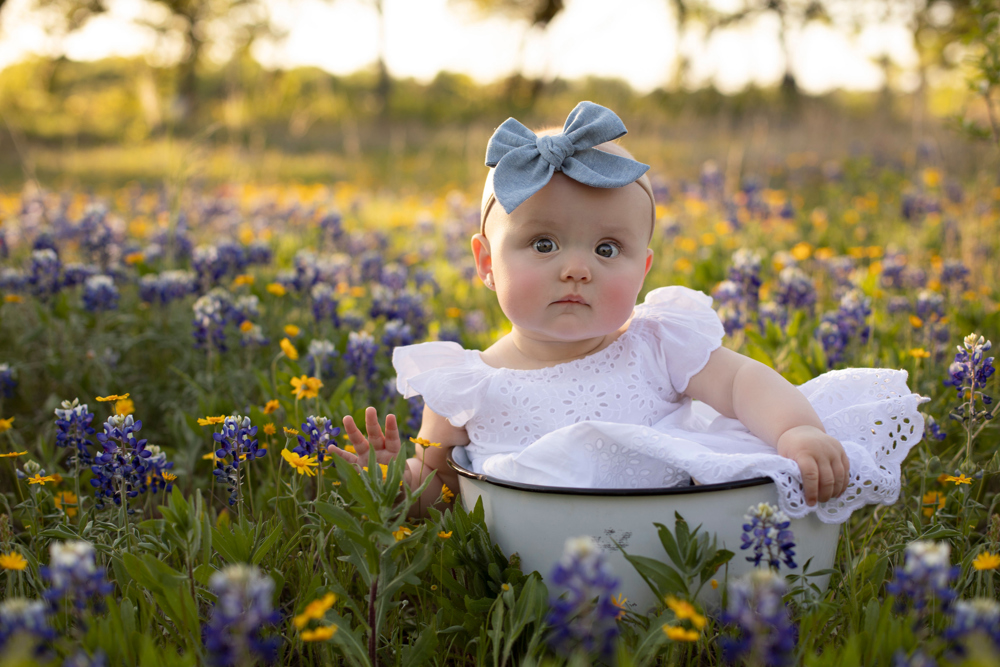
[480,101,654,232]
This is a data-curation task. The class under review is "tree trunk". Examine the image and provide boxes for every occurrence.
[374,0,391,117]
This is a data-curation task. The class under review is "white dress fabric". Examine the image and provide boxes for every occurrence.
[394,286,927,524]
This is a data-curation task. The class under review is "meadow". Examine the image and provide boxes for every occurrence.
[0,121,998,666]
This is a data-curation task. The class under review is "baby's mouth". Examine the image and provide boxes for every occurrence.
[553,295,588,305]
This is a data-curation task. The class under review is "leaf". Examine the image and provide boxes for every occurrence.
[621,553,689,598]
[653,522,683,570]
[400,620,439,667]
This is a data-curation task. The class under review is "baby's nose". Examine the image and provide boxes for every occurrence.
[560,254,592,282]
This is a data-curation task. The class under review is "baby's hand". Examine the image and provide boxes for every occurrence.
[776,425,850,506]
[326,406,401,469]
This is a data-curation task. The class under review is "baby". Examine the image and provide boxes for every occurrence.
[328,102,922,521]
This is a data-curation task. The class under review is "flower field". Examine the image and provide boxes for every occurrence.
[0,152,998,666]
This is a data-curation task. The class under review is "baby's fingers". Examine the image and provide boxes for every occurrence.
[797,456,820,506]
[325,443,360,467]
[342,415,370,455]
[817,459,836,504]
[364,407,385,450]
[381,414,401,458]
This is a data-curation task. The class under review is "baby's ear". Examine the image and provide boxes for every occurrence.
[471,234,493,286]
[644,247,654,276]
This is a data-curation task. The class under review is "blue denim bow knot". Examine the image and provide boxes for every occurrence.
[484,101,650,214]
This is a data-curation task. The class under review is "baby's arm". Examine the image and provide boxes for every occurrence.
[328,405,469,517]
[684,347,850,506]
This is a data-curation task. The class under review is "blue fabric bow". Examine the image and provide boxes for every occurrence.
[485,101,650,214]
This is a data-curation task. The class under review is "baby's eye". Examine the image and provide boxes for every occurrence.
[595,242,620,258]
[533,238,557,253]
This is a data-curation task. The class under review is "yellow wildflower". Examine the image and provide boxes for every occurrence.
[909,348,930,359]
[293,592,337,629]
[239,320,254,333]
[923,491,946,517]
[710,579,719,590]
[790,241,813,261]
[944,474,973,485]
[124,252,144,265]
[27,474,57,485]
[202,452,222,462]
[54,491,78,517]
[4,295,23,303]
[162,472,178,482]
[0,417,14,433]
[232,274,254,287]
[665,595,707,630]
[263,399,280,414]
[266,283,286,297]
[909,315,924,329]
[115,398,134,416]
[445,307,463,318]
[973,552,1000,571]
[0,450,27,458]
[283,427,300,436]
[281,449,318,477]
[280,338,299,360]
[0,552,27,571]
[410,437,441,448]
[263,423,276,436]
[393,526,412,541]
[95,393,129,402]
[284,324,300,337]
[441,484,455,504]
[612,593,628,619]
[350,286,366,298]
[198,415,227,426]
[300,625,337,642]
[663,624,700,642]
[438,531,452,539]
[290,375,323,400]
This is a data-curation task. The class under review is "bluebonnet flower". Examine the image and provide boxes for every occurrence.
[90,414,152,512]
[212,416,265,507]
[233,295,261,322]
[193,245,228,287]
[741,502,797,570]
[915,290,945,321]
[380,263,408,290]
[144,445,176,495]
[774,267,816,311]
[758,302,787,331]
[292,250,320,292]
[887,540,958,610]
[463,310,487,335]
[41,540,113,610]
[406,396,424,436]
[28,249,62,299]
[359,251,383,283]
[0,598,54,652]
[945,598,1000,650]
[815,289,871,367]
[54,399,96,467]
[546,536,621,659]
[216,241,248,275]
[880,253,907,289]
[246,241,272,266]
[925,415,947,441]
[141,270,196,305]
[193,289,234,351]
[902,266,928,289]
[82,275,119,312]
[203,564,280,666]
[316,255,351,285]
[720,570,797,667]
[728,249,762,313]
[295,416,340,465]
[310,283,340,327]
[438,327,462,344]
[888,296,911,314]
[319,212,344,244]
[62,262,99,288]
[0,363,16,398]
[305,339,337,378]
[371,288,428,338]
[413,268,439,293]
[345,331,379,388]
[382,319,414,350]
[940,260,969,289]
[341,312,365,331]
[239,322,268,348]
[945,334,995,424]
[700,160,723,199]
[78,206,115,267]
[714,280,746,335]
[0,268,27,295]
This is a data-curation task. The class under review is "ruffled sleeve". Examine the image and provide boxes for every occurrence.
[635,286,725,395]
[393,342,490,428]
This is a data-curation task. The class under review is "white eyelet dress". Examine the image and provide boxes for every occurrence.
[393,285,927,524]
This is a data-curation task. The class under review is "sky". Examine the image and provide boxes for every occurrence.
[0,0,921,94]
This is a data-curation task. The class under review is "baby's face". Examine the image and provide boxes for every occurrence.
[479,172,653,344]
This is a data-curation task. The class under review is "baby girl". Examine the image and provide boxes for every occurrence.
[328,102,924,522]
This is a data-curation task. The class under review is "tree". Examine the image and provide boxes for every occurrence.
[30,0,282,120]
